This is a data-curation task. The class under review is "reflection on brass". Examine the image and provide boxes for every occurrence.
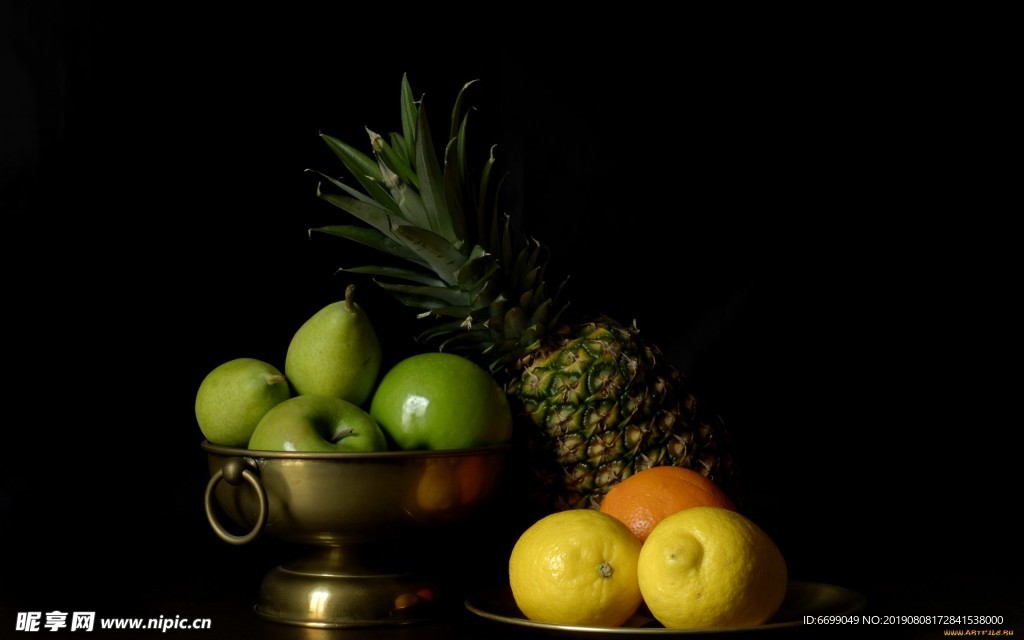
[202,442,509,627]
[403,455,495,522]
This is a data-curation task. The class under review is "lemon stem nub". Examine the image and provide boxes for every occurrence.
[598,562,613,578]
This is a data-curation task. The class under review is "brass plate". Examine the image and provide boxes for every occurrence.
[465,581,865,636]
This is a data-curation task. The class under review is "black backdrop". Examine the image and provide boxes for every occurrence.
[2,3,1020,636]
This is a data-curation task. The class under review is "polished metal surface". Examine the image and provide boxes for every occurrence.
[464,581,867,635]
[202,441,509,627]
[255,547,440,627]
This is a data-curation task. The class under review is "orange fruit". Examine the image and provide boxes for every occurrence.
[599,466,736,542]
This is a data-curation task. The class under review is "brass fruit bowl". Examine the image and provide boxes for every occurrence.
[202,441,509,628]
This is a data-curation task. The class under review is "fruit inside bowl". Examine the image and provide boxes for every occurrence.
[197,285,515,627]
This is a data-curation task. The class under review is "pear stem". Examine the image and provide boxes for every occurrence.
[345,284,356,311]
[330,428,355,444]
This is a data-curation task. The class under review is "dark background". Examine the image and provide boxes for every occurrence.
[2,3,1019,637]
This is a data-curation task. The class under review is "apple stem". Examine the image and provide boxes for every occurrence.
[345,284,356,311]
[330,428,355,444]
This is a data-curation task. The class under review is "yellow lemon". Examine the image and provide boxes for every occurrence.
[637,507,787,629]
[509,509,643,627]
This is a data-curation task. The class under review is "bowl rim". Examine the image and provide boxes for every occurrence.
[201,440,514,460]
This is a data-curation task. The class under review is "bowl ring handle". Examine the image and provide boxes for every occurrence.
[204,457,268,545]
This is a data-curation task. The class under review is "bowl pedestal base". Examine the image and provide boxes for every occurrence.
[254,544,439,628]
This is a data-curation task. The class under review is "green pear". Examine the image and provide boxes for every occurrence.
[285,284,382,405]
[195,358,291,446]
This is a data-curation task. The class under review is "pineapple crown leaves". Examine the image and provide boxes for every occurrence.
[307,74,568,371]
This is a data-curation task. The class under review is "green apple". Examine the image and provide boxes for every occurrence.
[195,358,290,447]
[370,352,513,451]
[248,395,388,452]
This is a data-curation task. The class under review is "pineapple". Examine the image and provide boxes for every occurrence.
[309,76,732,510]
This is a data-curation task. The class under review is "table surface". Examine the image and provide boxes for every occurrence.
[4,584,1019,640]
[3,445,1020,640]
[3,543,1019,640]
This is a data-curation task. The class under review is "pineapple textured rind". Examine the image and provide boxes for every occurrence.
[512,319,731,510]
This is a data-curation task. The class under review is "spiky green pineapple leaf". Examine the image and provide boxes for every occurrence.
[528,298,552,327]
[530,279,548,311]
[416,318,484,342]
[449,81,478,240]
[456,113,471,211]
[478,146,497,247]
[519,288,533,310]
[512,241,543,293]
[390,225,466,285]
[502,307,527,340]
[380,290,456,312]
[487,173,509,256]
[316,190,401,241]
[456,253,500,291]
[449,79,478,142]
[443,138,466,243]
[414,104,456,242]
[379,163,431,230]
[367,128,419,190]
[448,81,475,212]
[436,333,491,354]
[305,169,378,207]
[525,240,544,278]
[520,267,542,299]
[470,280,502,308]
[389,132,411,168]
[320,134,399,214]
[399,74,417,161]
[312,225,425,267]
[414,304,478,319]
[374,281,474,307]
[501,212,514,269]
[549,296,571,328]
[343,265,446,286]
